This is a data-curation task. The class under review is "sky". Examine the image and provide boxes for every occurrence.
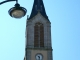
[0,0,80,60]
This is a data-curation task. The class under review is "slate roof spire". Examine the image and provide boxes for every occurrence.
[28,0,48,20]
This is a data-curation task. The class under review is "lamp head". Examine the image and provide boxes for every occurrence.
[8,3,27,18]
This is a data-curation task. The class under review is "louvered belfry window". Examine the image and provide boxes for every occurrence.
[34,22,44,47]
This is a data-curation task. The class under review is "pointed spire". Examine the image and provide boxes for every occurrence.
[28,0,48,20]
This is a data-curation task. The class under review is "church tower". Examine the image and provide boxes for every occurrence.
[25,0,53,60]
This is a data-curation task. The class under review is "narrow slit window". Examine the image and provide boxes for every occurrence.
[35,5,37,10]
[41,5,42,11]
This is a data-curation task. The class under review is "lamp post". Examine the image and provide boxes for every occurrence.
[0,0,27,18]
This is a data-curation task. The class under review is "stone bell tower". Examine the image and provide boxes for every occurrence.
[24,0,53,60]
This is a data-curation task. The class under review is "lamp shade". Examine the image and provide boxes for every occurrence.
[8,3,27,18]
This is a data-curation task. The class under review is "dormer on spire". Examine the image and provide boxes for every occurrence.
[28,0,48,20]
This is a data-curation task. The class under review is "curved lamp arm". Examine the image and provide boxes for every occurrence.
[0,0,17,5]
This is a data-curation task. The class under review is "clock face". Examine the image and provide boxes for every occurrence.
[36,54,43,60]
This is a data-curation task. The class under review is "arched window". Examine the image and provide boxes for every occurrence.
[34,22,44,47]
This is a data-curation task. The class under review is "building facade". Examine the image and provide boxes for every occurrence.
[25,0,53,60]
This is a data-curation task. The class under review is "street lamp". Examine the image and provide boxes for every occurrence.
[0,0,27,18]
